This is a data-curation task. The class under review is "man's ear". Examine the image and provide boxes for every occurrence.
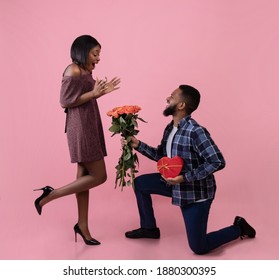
[178,102,186,111]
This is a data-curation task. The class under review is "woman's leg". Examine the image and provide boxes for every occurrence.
[75,163,91,239]
[39,158,107,208]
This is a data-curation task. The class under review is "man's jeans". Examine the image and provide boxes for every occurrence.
[134,173,240,254]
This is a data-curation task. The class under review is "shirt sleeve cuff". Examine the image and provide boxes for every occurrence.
[135,140,142,151]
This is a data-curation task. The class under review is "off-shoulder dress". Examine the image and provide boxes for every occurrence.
[60,73,107,163]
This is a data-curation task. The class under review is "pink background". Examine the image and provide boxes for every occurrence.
[1,0,279,259]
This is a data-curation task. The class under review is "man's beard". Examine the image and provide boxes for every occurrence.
[163,104,176,116]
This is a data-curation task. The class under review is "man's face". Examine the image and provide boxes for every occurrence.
[163,88,183,116]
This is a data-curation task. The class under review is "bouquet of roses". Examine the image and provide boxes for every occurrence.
[107,105,146,190]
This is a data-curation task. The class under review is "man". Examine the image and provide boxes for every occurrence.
[125,85,256,254]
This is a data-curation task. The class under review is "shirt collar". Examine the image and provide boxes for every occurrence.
[177,115,191,128]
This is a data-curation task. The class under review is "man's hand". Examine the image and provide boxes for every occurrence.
[121,136,140,149]
[162,175,185,184]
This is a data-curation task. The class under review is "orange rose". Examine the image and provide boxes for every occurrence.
[133,105,141,113]
[107,106,121,118]
[123,105,141,114]
[116,106,126,115]
[126,106,134,114]
[107,105,142,118]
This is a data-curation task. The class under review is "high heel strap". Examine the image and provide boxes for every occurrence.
[33,186,54,192]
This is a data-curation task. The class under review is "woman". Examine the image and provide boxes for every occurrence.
[34,35,120,245]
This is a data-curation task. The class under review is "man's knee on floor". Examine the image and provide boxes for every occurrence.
[188,242,209,255]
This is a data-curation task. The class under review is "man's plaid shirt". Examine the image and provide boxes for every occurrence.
[136,115,226,207]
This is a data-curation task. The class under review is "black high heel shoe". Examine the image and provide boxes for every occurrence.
[74,223,101,245]
[33,186,54,215]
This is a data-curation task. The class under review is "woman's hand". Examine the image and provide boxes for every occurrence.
[92,77,120,98]
[103,77,121,94]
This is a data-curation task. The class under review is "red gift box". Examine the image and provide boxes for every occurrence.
[157,156,184,178]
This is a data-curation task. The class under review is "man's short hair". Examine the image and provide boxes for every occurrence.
[179,85,200,114]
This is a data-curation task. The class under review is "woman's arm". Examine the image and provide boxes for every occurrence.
[61,64,120,108]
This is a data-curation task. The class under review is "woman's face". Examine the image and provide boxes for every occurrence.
[86,45,101,72]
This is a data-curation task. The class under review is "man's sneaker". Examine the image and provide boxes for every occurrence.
[234,216,256,239]
[125,227,160,239]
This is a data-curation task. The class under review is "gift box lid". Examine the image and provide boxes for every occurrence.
[157,156,184,178]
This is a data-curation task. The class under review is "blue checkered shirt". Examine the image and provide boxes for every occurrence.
[137,115,225,207]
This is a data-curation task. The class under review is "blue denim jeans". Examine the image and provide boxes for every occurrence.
[133,173,241,254]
